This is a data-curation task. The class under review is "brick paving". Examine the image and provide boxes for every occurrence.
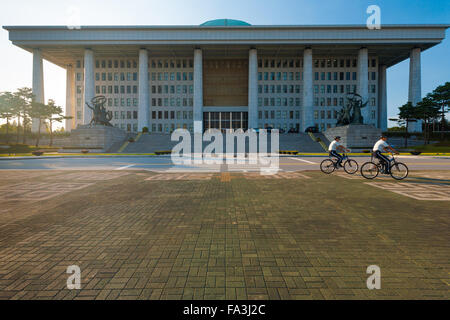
[0,170,448,300]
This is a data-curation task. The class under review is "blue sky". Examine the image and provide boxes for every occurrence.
[0,0,449,128]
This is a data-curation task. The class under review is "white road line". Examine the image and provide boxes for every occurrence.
[289,157,317,164]
[115,164,135,170]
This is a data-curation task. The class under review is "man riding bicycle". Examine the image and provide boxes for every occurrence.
[328,136,350,168]
[372,135,399,173]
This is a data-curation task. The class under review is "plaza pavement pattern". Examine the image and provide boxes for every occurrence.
[0,170,448,300]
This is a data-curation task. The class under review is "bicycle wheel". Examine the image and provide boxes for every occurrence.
[320,159,335,174]
[360,162,379,179]
[344,159,359,174]
[390,162,408,180]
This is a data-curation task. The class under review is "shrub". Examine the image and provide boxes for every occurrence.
[410,151,422,155]
[142,127,149,133]
[128,137,135,143]
[155,150,172,155]
[279,150,299,155]
[32,151,44,156]
[81,150,89,154]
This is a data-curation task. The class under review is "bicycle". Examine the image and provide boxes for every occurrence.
[360,152,409,180]
[320,153,359,174]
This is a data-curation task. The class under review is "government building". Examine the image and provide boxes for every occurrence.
[4,20,448,133]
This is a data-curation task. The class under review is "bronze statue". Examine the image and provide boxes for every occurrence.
[86,96,113,126]
[336,92,368,126]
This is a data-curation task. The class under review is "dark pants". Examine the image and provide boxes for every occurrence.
[374,151,390,173]
[329,150,343,167]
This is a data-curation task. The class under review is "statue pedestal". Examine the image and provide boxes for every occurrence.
[59,125,128,153]
[324,124,381,151]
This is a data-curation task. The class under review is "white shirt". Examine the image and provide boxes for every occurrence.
[373,139,389,152]
[328,140,341,151]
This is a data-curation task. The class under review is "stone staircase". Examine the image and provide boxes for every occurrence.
[118,132,329,153]
[280,133,329,152]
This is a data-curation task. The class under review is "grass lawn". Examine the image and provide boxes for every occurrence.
[405,140,450,153]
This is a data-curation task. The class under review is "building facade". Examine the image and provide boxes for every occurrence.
[4,20,448,133]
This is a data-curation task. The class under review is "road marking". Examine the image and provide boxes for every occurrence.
[115,164,135,170]
[289,157,316,164]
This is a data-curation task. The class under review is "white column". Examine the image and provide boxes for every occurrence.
[83,49,95,125]
[378,64,387,132]
[302,47,314,130]
[65,65,75,132]
[248,48,258,130]
[358,47,369,123]
[32,49,45,133]
[193,48,203,133]
[408,47,422,132]
[138,49,149,131]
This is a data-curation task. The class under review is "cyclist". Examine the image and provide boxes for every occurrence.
[328,136,350,168]
[372,135,399,173]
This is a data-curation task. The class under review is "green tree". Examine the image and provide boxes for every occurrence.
[429,82,450,139]
[46,100,72,146]
[0,92,15,144]
[415,96,440,144]
[398,102,418,148]
[29,101,52,147]
[12,87,34,144]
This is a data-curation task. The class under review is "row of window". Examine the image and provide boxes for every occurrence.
[76,58,378,72]
[258,110,301,120]
[79,71,377,85]
[76,95,377,109]
[258,59,302,68]
[314,71,377,81]
[257,58,377,69]
[114,123,139,132]
[151,72,193,82]
[112,111,138,120]
[258,72,302,81]
[257,71,377,82]
[76,110,138,121]
[257,96,377,108]
[94,72,137,82]
[258,97,302,107]
[258,85,302,94]
[152,110,193,120]
[76,72,194,83]
[75,59,194,70]
[151,85,193,95]
[152,123,193,133]
[313,110,377,120]
[313,97,377,107]
[313,84,377,94]
[78,84,195,95]
[314,59,377,69]
[151,98,193,107]
[76,97,138,108]
[90,85,139,95]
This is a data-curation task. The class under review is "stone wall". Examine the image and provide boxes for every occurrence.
[324,124,381,149]
[63,125,128,152]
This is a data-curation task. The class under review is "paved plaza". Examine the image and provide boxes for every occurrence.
[0,169,448,300]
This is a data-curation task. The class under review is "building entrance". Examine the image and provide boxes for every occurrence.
[203,112,248,131]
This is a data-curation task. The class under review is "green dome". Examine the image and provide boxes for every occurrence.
[200,19,251,26]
